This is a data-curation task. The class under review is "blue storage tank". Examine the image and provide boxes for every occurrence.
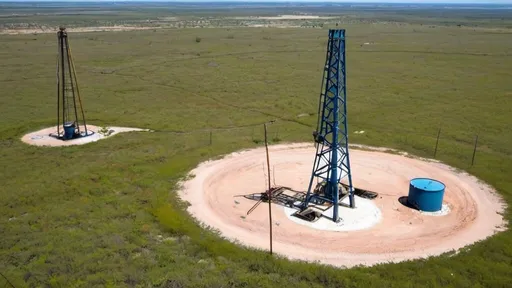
[63,122,76,140]
[407,178,445,212]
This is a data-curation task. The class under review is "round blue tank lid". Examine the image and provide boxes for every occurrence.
[410,178,445,192]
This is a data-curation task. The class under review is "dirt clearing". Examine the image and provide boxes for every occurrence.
[21,124,151,147]
[179,143,507,268]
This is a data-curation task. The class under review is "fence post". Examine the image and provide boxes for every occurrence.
[471,135,478,166]
[434,128,441,158]
[263,123,273,255]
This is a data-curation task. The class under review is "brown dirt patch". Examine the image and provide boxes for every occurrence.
[178,143,507,267]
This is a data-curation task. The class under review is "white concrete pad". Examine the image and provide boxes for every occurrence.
[21,124,151,147]
[420,204,451,216]
[284,195,382,232]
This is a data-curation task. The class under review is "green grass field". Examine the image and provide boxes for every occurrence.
[1,4,512,287]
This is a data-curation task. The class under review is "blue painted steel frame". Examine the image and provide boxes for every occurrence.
[303,29,355,222]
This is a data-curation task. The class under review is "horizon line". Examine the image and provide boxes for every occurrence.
[1,0,511,3]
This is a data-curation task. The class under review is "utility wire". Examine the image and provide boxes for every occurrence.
[0,272,15,288]
[150,120,278,134]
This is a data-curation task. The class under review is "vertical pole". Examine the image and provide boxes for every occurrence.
[209,130,212,146]
[471,135,478,167]
[65,36,80,134]
[341,30,355,209]
[331,76,339,222]
[434,128,441,158]
[60,29,66,127]
[328,30,340,222]
[264,123,273,255]
[331,29,342,222]
[56,33,60,137]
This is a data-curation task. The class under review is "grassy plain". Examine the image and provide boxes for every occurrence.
[1,4,512,288]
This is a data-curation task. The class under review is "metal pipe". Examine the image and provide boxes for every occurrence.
[60,29,66,127]
[68,44,88,136]
[327,30,340,222]
[56,33,60,137]
[65,36,79,134]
